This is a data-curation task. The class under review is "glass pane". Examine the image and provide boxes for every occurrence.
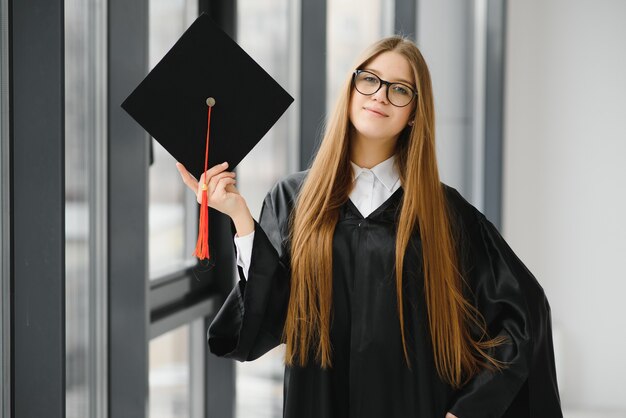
[236,0,295,220]
[149,324,190,418]
[236,1,296,417]
[65,0,107,416]
[148,0,197,278]
[326,0,394,112]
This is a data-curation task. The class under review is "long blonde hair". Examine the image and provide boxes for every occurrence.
[283,36,507,388]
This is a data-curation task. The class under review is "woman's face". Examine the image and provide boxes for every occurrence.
[349,51,416,143]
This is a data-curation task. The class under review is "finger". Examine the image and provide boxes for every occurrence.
[196,172,209,204]
[198,167,234,188]
[176,162,199,191]
[214,177,236,197]
[201,162,230,184]
[196,180,208,205]
[224,182,239,194]
[208,171,236,193]
[197,174,234,204]
[205,178,236,208]
[197,172,209,204]
[175,162,197,181]
[198,167,233,204]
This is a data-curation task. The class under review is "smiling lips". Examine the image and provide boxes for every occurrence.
[364,106,388,117]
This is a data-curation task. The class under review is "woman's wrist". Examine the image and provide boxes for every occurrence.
[230,202,254,237]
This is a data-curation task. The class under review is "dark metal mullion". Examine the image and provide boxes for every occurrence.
[483,0,507,229]
[199,0,236,37]
[150,268,197,290]
[203,211,237,418]
[151,297,217,339]
[149,269,218,339]
[108,0,149,416]
[204,312,235,418]
[150,273,213,314]
[394,0,417,39]
[1,0,11,415]
[299,0,326,170]
[10,0,65,417]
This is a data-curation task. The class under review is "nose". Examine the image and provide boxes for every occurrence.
[372,83,389,104]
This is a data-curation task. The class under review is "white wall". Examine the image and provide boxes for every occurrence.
[504,0,626,413]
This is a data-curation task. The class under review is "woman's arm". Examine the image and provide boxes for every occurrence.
[208,218,289,360]
[234,231,255,279]
[176,161,293,361]
[207,186,292,361]
[231,204,255,236]
[443,186,562,417]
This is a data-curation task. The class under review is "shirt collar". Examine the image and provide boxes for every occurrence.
[350,154,400,192]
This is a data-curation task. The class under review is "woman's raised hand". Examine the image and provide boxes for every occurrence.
[176,161,244,218]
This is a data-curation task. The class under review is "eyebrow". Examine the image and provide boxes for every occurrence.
[363,68,415,86]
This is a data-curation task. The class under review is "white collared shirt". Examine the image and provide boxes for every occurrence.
[233,154,401,279]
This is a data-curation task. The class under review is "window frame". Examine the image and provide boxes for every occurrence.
[10,0,66,417]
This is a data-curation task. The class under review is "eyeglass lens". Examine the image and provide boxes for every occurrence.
[354,71,415,107]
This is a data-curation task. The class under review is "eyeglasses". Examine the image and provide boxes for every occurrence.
[352,70,417,107]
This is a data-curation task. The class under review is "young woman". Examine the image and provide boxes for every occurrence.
[176,37,562,418]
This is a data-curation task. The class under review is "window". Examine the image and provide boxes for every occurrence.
[326,0,394,112]
[235,0,298,416]
[147,3,210,418]
[150,324,191,418]
[148,0,198,278]
[149,319,205,418]
[65,0,107,415]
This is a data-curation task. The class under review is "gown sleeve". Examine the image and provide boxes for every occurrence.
[234,231,255,279]
[447,194,562,418]
[206,190,291,362]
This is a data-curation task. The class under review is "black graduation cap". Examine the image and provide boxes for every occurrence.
[121,13,294,261]
[121,12,294,177]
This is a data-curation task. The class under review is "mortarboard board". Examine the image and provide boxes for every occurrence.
[121,13,294,261]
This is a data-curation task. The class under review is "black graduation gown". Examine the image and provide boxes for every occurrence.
[207,170,563,418]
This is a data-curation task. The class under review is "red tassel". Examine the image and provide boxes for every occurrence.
[193,185,210,260]
[193,102,213,260]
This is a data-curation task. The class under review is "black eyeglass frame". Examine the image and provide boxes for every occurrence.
[352,69,418,107]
